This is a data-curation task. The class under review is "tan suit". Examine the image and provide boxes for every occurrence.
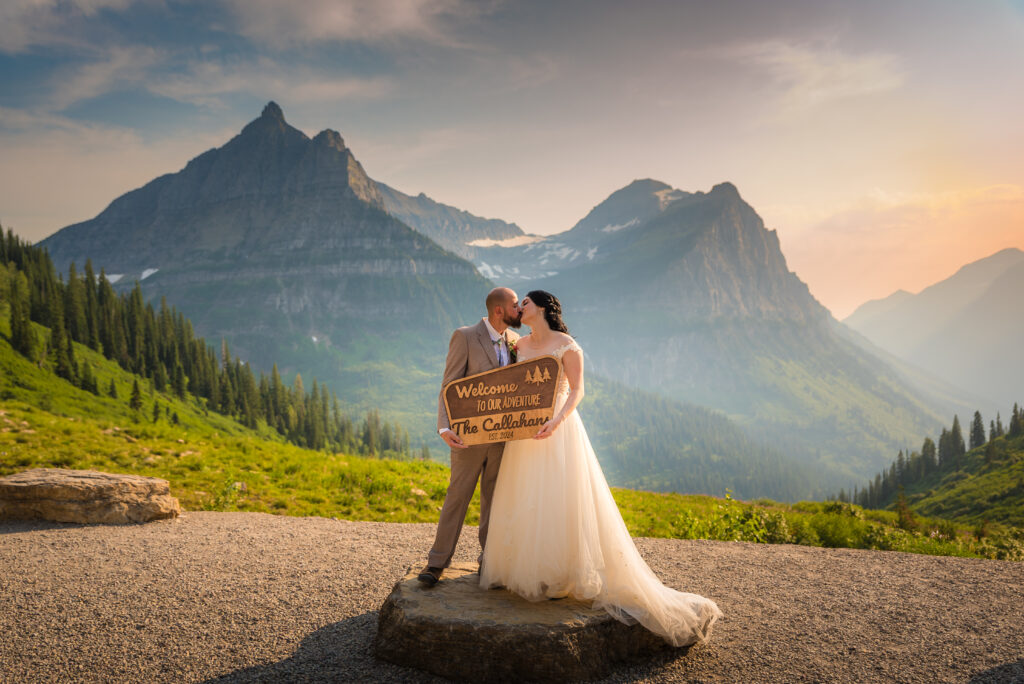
[428,319,520,569]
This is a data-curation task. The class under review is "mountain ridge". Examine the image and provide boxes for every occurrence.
[844,247,1024,407]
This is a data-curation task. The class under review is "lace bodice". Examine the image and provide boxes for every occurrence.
[551,340,582,360]
[518,339,582,396]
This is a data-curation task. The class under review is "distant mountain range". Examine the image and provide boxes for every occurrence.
[435,177,952,479]
[845,248,1024,409]
[37,101,974,493]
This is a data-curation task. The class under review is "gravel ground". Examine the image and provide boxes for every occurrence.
[1,511,1022,683]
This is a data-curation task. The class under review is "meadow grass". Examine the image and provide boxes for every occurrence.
[1,316,1021,561]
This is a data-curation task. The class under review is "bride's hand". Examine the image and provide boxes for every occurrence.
[534,419,559,440]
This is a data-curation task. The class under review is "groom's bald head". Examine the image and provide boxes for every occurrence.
[486,287,521,329]
[486,287,516,313]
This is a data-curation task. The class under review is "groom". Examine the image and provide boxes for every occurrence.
[418,287,521,586]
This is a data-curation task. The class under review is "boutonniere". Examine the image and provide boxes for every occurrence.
[507,337,518,364]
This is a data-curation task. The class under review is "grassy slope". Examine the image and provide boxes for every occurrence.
[0,313,1020,561]
[905,435,1024,527]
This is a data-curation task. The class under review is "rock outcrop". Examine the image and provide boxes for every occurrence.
[0,469,180,524]
[374,562,676,682]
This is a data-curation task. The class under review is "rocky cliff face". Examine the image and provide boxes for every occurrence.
[39,103,491,440]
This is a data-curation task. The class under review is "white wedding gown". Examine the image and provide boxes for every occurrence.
[479,341,722,647]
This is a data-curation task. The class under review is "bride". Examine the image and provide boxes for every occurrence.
[479,290,722,648]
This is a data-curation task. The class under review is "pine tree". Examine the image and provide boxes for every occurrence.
[995,412,1004,439]
[1010,404,1021,438]
[921,437,937,473]
[172,362,186,398]
[129,378,143,412]
[108,378,118,399]
[83,259,100,351]
[969,411,986,450]
[152,401,161,423]
[49,314,76,383]
[938,428,952,469]
[9,271,37,361]
[78,361,98,395]
[64,262,87,344]
[950,416,966,464]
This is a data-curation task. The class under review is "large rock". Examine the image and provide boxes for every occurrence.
[374,562,679,682]
[0,469,180,524]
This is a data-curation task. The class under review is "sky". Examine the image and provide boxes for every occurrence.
[1,0,1022,319]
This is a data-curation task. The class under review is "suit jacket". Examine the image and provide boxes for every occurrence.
[437,319,520,431]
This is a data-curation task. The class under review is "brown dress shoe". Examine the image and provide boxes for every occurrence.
[417,566,443,586]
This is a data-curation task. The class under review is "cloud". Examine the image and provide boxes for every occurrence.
[48,45,162,110]
[723,39,906,112]
[0,0,134,53]
[147,58,394,109]
[222,0,484,49]
[36,46,392,113]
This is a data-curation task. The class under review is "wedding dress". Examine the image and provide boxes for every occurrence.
[479,340,722,647]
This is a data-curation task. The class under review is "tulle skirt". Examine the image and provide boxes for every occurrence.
[479,401,723,647]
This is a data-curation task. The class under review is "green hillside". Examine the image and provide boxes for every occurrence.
[2,313,1021,561]
[910,438,1024,526]
[5,227,824,501]
[903,432,1023,527]
[846,409,1024,527]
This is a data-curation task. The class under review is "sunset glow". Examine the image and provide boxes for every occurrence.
[1,0,1022,317]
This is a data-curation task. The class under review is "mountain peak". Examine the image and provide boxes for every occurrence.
[313,129,346,151]
[624,178,673,192]
[262,101,284,121]
[709,181,740,198]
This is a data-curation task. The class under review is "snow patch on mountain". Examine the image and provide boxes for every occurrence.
[655,188,685,209]
[466,235,544,248]
[601,218,640,233]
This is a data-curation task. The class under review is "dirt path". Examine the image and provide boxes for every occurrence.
[1,512,1022,683]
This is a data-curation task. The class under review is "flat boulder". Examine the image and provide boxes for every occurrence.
[375,562,677,682]
[0,468,180,524]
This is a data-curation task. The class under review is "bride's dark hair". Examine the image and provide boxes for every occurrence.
[526,290,570,336]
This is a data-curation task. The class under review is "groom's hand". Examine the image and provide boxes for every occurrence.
[441,430,467,449]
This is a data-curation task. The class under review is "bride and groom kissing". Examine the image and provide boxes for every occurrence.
[418,286,721,648]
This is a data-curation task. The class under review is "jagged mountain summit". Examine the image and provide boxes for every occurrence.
[513,180,949,481]
[39,102,491,433]
[43,102,394,277]
[845,247,1024,408]
[459,179,701,282]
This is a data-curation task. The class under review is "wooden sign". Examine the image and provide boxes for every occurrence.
[443,356,563,446]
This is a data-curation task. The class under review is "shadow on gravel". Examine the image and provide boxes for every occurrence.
[200,611,446,683]
[968,659,1024,683]
[0,520,85,535]
[200,611,687,683]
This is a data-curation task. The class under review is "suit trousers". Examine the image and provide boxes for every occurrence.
[427,441,505,568]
